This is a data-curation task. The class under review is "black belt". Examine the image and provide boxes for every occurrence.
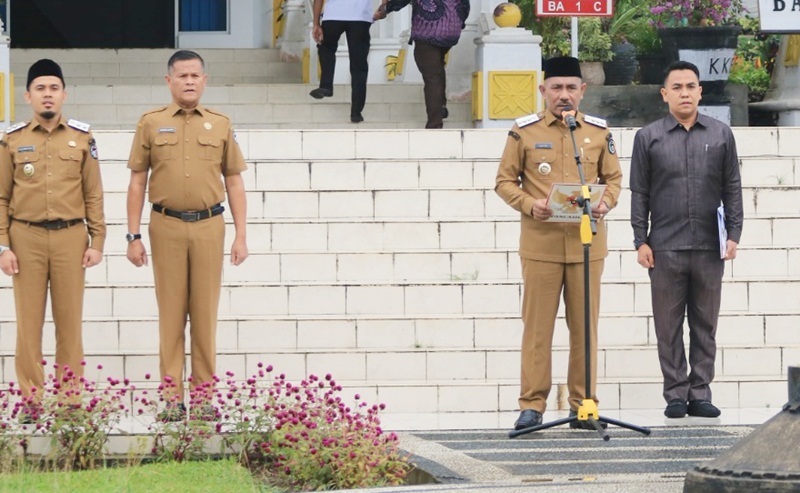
[13,218,84,230]
[152,203,224,222]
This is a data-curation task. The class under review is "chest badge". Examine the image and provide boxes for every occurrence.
[68,140,77,147]
[584,138,591,144]
[23,163,35,177]
[538,163,552,175]
[204,122,212,130]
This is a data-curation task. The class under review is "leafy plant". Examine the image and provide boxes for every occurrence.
[728,15,780,102]
[511,0,571,57]
[606,0,649,43]
[7,362,131,471]
[220,368,409,491]
[135,375,218,463]
[626,17,663,55]
[578,17,613,62]
[650,0,745,28]
[2,362,408,491]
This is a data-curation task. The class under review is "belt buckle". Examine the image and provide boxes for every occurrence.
[47,221,66,230]
[181,211,201,222]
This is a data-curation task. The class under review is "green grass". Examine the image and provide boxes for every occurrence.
[0,459,277,493]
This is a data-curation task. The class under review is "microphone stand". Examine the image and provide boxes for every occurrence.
[509,115,651,441]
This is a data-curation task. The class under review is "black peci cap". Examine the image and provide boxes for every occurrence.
[543,56,582,79]
[27,59,65,89]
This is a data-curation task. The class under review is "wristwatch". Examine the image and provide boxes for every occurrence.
[0,244,9,254]
[125,233,142,243]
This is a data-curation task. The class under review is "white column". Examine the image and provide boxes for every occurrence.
[368,0,405,83]
[279,0,311,61]
[445,0,516,101]
[474,28,543,128]
[0,18,10,127]
[751,35,800,126]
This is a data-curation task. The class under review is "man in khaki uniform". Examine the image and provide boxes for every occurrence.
[0,59,106,404]
[495,57,622,431]
[126,50,248,419]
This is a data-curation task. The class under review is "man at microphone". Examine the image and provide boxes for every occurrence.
[495,56,623,430]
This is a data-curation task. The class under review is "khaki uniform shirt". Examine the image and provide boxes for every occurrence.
[496,110,623,263]
[0,118,106,251]
[127,102,247,210]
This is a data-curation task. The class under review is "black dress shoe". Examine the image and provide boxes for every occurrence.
[688,400,721,418]
[442,106,449,119]
[568,410,607,429]
[309,88,333,99]
[514,409,543,430]
[664,399,688,418]
[350,113,364,123]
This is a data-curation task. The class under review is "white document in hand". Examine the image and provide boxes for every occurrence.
[717,204,727,259]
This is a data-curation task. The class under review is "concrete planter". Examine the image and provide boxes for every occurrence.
[579,61,605,86]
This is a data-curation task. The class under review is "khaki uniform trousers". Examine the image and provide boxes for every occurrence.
[519,258,603,413]
[10,220,88,398]
[149,211,224,398]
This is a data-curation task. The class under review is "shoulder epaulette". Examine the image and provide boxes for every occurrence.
[67,119,91,132]
[582,114,607,129]
[515,113,540,128]
[203,107,231,121]
[142,106,170,117]
[5,121,29,134]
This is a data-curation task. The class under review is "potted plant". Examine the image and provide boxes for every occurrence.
[650,0,745,101]
[626,17,664,84]
[603,0,649,85]
[577,17,613,85]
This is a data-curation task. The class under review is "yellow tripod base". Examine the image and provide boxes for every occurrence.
[577,398,599,422]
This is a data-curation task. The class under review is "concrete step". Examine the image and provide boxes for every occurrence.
[2,125,799,422]
[10,48,301,86]
[0,349,793,413]
[0,247,796,287]
[89,128,800,163]
[2,277,800,320]
[2,310,796,353]
[12,84,472,129]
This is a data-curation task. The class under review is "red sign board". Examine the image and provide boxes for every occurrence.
[536,0,614,17]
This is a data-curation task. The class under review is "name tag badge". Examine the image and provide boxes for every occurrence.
[158,127,176,133]
[18,145,35,153]
[534,143,553,149]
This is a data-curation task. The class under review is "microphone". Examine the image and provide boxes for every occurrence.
[562,106,577,130]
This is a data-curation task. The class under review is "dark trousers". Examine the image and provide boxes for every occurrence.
[649,250,724,403]
[318,20,371,117]
[413,41,449,129]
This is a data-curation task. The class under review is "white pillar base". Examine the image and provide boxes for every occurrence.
[474,28,542,129]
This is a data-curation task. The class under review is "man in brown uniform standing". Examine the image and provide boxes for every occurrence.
[495,57,622,431]
[0,59,106,406]
[126,50,248,419]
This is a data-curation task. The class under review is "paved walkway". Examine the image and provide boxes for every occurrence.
[334,407,779,493]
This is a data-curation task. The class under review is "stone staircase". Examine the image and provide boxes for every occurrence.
[9,48,472,129]
[1,127,799,430]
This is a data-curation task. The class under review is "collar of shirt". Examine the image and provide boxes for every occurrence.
[665,112,711,132]
[167,102,207,118]
[29,116,68,133]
